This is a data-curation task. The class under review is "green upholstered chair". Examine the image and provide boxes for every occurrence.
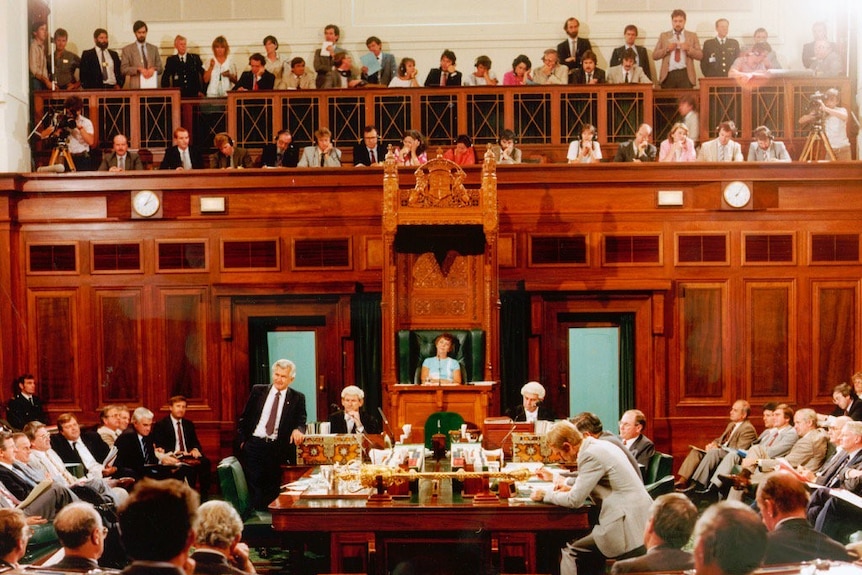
[21,524,59,564]
[424,411,465,451]
[397,329,485,384]
[217,456,278,547]
[644,451,674,497]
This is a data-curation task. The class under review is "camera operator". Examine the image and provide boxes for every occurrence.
[799,88,851,161]
[60,96,95,171]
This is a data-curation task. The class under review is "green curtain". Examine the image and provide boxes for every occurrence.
[500,290,530,417]
[248,317,271,388]
[351,293,382,414]
[619,313,636,413]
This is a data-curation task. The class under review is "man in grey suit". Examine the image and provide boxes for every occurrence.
[697,121,744,162]
[748,126,792,162]
[298,127,342,167]
[97,134,143,172]
[533,421,652,575]
[120,20,162,89]
[361,36,396,86]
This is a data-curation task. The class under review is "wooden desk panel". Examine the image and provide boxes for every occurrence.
[391,384,495,444]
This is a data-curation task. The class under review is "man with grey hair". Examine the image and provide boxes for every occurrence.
[0,509,29,570]
[693,501,766,575]
[611,493,697,574]
[114,407,182,481]
[619,409,655,468]
[328,386,381,434]
[237,359,307,510]
[507,381,554,423]
[809,420,862,541]
[192,500,255,575]
[50,502,105,571]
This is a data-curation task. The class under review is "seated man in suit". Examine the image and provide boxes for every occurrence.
[692,501,766,575]
[51,502,107,572]
[211,132,253,169]
[0,431,75,520]
[353,126,387,167]
[190,500,256,575]
[808,421,862,542]
[756,471,851,564]
[328,386,382,435]
[297,127,342,167]
[606,49,651,84]
[611,493,697,574]
[160,126,204,170]
[114,407,184,482]
[260,129,299,168]
[97,134,143,172]
[613,123,656,163]
[151,395,211,497]
[233,53,275,91]
[697,121,744,162]
[52,413,113,471]
[747,125,792,162]
[506,381,554,423]
[571,50,604,85]
[97,404,122,449]
[619,409,655,469]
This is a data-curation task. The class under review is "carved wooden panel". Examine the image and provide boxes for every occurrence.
[678,283,727,400]
[812,282,858,399]
[745,282,795,399]
[161,290,207,402]
[95,289,142,404]
[29,290,79,405]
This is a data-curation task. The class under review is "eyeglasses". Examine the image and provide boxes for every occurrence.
[98,526,109,536]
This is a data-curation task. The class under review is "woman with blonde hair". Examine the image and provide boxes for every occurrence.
[204,35,237,97]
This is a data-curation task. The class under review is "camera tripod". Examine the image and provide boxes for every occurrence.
[799,123,836,162]
[48,138,77,171]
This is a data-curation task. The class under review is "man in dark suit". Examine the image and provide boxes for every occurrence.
[611,493,697,574]
[619,409,655,468]
[424,50,463,87]
[51,502,107,572]
[327,386,381,434]
[809,421,862,541]
[570,50,605,85]
[613,124,657,162]
[51,413,116,479]
[237,359,307,510]
[557,17,593,74]
[151,395,211,496]
[160,127,205,170]
[7,374,46,431]
[609,25,652,82]
[352,126,387,166]
[97,134,143,172]
[260,129,299,168]
[506,381,554,423]
[832,383,862,420]
[757,471,851,565]
[79,28,123,89]
[161,35,204,97]
[692,502,766,575]
[0,432,75,520]
[233,53,275,91]
[114,407,183,481]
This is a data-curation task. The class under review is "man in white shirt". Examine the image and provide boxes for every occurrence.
[697,121,744,162]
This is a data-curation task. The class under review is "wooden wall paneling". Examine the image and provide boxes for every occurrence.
[811,281,859,401]
[676,282,729,403]
[159,288,208,411]
[28,289,81,411]
[744,281,796,402]
[95,288,143,408]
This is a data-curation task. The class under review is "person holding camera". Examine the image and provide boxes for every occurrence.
[63,96,96,171]
[799,88,851,161]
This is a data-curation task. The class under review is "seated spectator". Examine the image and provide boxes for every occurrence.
[809,40,843,77]
[393,130,427,166]
[491,129,521,164]
[506,381,553,423]
[98,134,143,172]
[233,53,275,91]
[298,127,342,167]
[160,127,204,170]
[567,123,602,164]
[204,35,237,97]
[747,125,791,162]
[324,51,363,89]
[692,502,767,575]
[619,409,655,468]
[390,57,419,88]
[151,395,212,497]
[360,36,395,86]
[463,55,498,86]
[609,25,652,81]
[443,135,476,166]
[50,502,107,572]
[611,493,697,574]
[756,471,852,565]
[424,49,461,87]
[532,50,567,85]
[353,126,387,167]
[503,54,532,86]
[571,50,604,84]
[0,509,29,570]
[606,48,651,84]
[327,385,381,434]
[0,431,75,520]
[798,415,851,484]
[262,35,284,85]
[212,132,252,169]
[752,28,781,69]
[114,407,184,481]
[729,42,773,82]
[97,405,122,448]
[697,121,744,162]
[260,129,299,168]
[659,123,696,162]
[613,123,656,162]
[118,478,199,574]
[192,500,256,575]
[280,57,316,90]
[807,421,862,542]
[803,22,832,70]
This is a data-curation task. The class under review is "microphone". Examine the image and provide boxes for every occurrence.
[36,164,65,174]
[498,423,519,448]
[377,407,396,445]
[330,403,342,412]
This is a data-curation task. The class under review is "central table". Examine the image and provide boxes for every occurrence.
[270,469,592,574]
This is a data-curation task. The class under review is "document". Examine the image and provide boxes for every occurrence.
[17,479,53,509]
[360,53,381,75]
[140,72,158,89]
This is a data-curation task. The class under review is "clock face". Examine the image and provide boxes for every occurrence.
[723,181,751,208]
[132,190,161,217]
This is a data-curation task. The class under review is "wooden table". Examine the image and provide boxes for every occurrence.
[270,471,591,574]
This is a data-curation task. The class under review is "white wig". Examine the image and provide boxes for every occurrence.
[341,385,364,399]
[520,381,546,399]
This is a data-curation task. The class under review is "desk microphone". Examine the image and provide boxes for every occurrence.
[330,403,342,412]
[36,164,65,173]
[378,407,396,444]
[498,423,519,448]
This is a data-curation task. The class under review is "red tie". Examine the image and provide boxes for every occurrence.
[440,71,448,86]
[177,421,186,452]
[253,77,259,90]
[674,33,681,62]
[370,149,376,164]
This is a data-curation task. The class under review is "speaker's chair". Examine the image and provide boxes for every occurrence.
[397,329,485,384]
